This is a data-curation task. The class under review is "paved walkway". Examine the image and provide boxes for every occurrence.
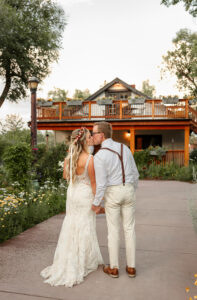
[0,181,197,300]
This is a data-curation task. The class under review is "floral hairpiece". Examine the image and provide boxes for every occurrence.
[74,127,85,144]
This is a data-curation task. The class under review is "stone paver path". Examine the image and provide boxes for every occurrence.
[0,181,197,300]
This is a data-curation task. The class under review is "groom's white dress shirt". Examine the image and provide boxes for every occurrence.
[93,138,139,206]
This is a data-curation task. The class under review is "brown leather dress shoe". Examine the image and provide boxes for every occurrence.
[126,266,136,278]
[103,265,119,278]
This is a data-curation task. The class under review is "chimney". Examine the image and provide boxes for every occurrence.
[130,84,136,89]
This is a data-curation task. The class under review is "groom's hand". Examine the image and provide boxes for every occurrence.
[92,204,101,214]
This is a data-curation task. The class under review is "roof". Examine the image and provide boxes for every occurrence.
[86,77,150,101]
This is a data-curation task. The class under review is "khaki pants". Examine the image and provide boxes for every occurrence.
[104,183,136,269]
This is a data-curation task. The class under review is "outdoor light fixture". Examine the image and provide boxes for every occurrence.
[126,130,130,138]
[28,76,39,92]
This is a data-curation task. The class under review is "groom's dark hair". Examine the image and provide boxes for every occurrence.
[94,121,112,139]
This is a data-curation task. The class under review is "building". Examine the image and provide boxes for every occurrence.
[37,77,197,166]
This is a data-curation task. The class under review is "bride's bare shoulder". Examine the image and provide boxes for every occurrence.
[78,152,89,166]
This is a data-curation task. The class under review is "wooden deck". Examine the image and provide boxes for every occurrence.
[36,99,197,167]
[37,99,197,126]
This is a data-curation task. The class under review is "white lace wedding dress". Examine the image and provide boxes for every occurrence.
[40,155,104,287]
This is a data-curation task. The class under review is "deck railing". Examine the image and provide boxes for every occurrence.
[189,106,197,123]
[37,99,195,122]
[135,150,184,166]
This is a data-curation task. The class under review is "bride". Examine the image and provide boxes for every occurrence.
[40,127,104,287]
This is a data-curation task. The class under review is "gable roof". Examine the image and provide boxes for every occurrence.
[86,77,150,101]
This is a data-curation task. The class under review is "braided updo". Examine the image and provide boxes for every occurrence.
[65,127,89,183]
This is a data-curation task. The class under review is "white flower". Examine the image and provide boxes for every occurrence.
[58,161,64,168]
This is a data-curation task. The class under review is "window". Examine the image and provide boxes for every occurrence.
[135,135,162,150]
[105,92,131,100]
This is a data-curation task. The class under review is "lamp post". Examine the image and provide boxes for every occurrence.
[28,77,39,150]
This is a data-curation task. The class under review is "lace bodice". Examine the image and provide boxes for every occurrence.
[74,155,92,185]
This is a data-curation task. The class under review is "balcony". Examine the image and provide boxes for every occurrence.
[37,99,197,125]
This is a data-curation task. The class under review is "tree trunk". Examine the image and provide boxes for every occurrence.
[0,74,11,108]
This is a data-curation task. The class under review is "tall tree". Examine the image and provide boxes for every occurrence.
[161,0,197,17]
[0,0,66,108]
[0,114,24,134]
[73,89,91,100]
[141,80,156,98]
[0,114,45,144]
[48,88,68,102]
[161,29,197,97]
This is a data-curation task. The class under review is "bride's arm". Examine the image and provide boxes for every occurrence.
[63,158,67,180]
[87,156,96,195]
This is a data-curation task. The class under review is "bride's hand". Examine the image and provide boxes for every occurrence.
[91,204,101,214]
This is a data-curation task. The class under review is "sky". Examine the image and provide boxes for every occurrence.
[0,0,196,126]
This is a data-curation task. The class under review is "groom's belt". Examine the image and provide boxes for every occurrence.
[99,143,125,186]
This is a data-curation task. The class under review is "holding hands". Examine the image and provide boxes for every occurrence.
[92,205,105,214]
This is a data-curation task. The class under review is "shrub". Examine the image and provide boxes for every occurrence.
[134,149,153,168]
[190,149,197,163]
[0,137,11,164]
[35,143,68,185]
[174,164,193,181]
[3,143,32,187]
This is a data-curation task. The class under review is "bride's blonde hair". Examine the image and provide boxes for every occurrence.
[65,127,89,183]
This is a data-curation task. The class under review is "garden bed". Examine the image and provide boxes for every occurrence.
[0,181,67,243]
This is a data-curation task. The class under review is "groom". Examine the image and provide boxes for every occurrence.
[91,121,139,278]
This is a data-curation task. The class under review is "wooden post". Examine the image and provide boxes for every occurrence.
[185,99,189,118]
[184,126,189,166]
[130,128,135,154]
[59,103,62,120]
[152,100,155,118]
[120,101,122,119]
[88,101,91,120]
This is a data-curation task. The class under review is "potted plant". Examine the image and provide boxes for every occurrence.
[42,100,53,107]
[66,99,83,106]
[96,97,113,105]
[37,98,45,106]
[128,97,145,105]
[37,98,53,107]
[149,146,166,157]
[162,97,179,104]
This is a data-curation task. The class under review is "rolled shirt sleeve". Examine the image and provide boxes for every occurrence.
[93,154,107,206]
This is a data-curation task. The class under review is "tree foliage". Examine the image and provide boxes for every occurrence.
[73,89,91,100]
[35,143,67,185]
[0,114,24,134]
[3,143,32,187]
[161,0,197,17]
[48,88,68,102]
[141,80,156,98]
[0,0,66,107]
[190,149,197,163]
[0,114,45,144]
[161,29,197,97]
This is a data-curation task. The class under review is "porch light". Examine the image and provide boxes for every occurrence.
[126,130,130,138]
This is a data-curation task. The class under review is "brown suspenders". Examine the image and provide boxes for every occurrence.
[99,143,125,185]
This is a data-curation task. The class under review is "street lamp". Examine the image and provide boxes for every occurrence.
[28,77,39,150]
